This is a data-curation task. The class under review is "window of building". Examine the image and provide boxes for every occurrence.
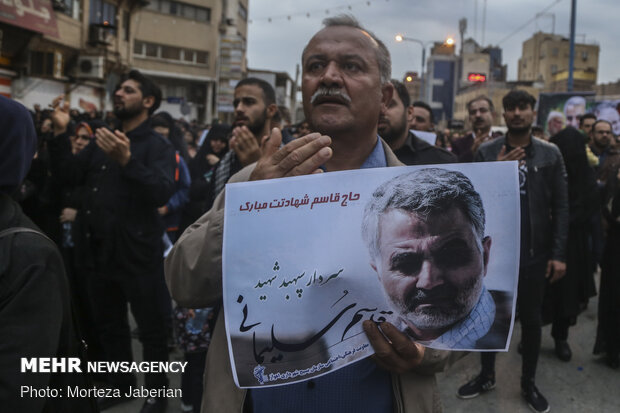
[581,51,588,60]
[169,1,178,15]
[183,49,194,62]
[55,0,78,19]
[123,11,130,41]
[551,64,558,74]
[161,45,180,60]
[90,0,117,33]
[182,4,195,19]
[134,40,145,55]
[146,0,159,11]
[146,43,158,57]
[196,7,209,21]
[238,2,247,21]
[196,51,208,65]
[551,47,559,57]
[133,41,208,67]
[29,51,55,76]
[143,0,210,22]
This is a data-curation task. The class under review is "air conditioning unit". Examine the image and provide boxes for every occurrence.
[76,56,105,80]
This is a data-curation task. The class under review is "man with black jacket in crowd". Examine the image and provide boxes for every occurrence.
[456,90,568,413]
[378,79,456,165]
[48,70,176,413]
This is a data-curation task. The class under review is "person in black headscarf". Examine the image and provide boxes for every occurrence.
[151,113,192,242]
[151,111,190,162]
[0,96,97,412]
[179,123,230,232]
[594,164,620,368]
[544,126,599,361]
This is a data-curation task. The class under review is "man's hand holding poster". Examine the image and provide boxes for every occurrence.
[223,162,520,388]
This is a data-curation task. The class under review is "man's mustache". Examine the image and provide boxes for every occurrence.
[310,87,352,105]
[403,284,458,311]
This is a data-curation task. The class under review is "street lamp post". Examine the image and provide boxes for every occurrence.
[395,35,454,102]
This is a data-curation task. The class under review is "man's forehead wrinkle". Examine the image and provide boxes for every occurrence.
[306,26,378,55]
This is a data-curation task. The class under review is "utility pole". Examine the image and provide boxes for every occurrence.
[567,0,576,91]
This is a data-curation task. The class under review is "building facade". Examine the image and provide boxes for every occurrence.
[0,0,248,123]
[517,31,599,92]
[425,41,458,126]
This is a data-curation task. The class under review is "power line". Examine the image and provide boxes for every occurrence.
[496,0,563,45]
[249,0,390,24]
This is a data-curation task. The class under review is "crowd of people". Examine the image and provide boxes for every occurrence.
[2,13,619,413]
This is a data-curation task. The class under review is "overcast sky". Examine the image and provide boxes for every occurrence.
[246,0,619,85]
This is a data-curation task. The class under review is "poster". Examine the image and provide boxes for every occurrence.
[223,162,520,388]
[536,92,603,136]
[537,92,620,136]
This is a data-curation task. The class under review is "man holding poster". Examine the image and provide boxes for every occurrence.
[166,14,454,413]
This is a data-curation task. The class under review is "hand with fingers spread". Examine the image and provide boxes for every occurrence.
[230,126,262,167]
[50,94,71,136]
[497,145,526,162]
[249,128,333,181]
[545,259,566,283]
[363,320,425,374]
[95,128,132,166]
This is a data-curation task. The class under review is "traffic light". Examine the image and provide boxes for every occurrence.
[468,73,487,82]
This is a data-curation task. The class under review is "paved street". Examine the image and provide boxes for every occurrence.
[111,274,619,413]
[438,286,620,413]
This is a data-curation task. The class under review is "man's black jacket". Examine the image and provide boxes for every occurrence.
[475,136,568,262]
[393,131,457,165]
[48,120,176,275]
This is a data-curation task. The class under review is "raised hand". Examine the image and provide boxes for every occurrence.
[50,94,71,136]
[249,128,332,182]
[497,145,526,162]
[230,126,262,167]
[95,128,131,166]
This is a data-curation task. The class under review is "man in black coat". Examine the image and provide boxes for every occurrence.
[456,90,568,413]
[48,70,176,413]
[378,79,456,165]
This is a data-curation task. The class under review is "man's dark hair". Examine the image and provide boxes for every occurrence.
[236,77,276,107]
[390,79,410,108]
[362,168,486,261]
[579,113,597,128]
[412,101,434,124]
[467,95,494,112]
[531,125,544,135]
[502,90,536,111]
[304,14,392,84]
[592,119,613,133]
[122,70,162,115]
